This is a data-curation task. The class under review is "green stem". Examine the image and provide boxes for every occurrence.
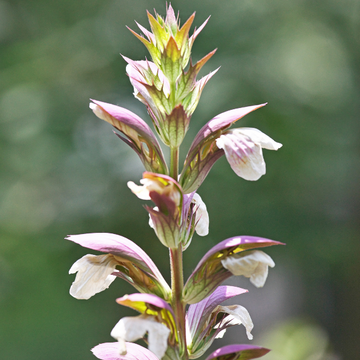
[169,145,188,359]
[170,247,187,359]
[170,146,179,180]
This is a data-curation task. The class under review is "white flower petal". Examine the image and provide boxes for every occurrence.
[111,316,170,359]
[148,206,159,230]
[215,305,254,340]
[192,193,209,236]
[221,250,275,287]
[69,254,117,299]
[128,177,180,205]
[127,181,151,200]
[214,329,226,339]
[237,128,282,150]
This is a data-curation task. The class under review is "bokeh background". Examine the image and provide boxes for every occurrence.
[0,0,359,359]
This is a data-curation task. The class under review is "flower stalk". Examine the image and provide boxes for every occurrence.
[170,147,179,181]
[169,142,187,358]
[67,4,284,360]
[170,247,187,358]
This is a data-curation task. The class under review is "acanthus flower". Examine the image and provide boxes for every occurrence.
[216,128,282,181]
[111,316,170,359]
[93,343,271,360]
[128,172,209,249]
[221,250,275,287]
[179,104,282,193]
[183,236,284,304]
[147,191,209,251]
[111,293,177,359]
[67,233,171,300]
[186,286,253,359]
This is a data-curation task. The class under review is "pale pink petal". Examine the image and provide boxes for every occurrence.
[216,128,282,181]
[92,342,159,360]
[216,132,265,181]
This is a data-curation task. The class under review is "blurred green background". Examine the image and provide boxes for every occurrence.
[0,0,359,359]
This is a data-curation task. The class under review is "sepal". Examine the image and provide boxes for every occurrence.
[176,50,217,102]
[90,100,168,175]
[181,68,219,117]
[205,344,270,360]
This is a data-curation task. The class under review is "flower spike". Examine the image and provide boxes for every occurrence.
[69,6,285,360]
[186,286,253,358]
[112,293,176,359]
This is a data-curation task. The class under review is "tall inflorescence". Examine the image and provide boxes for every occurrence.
[67,5,284,360]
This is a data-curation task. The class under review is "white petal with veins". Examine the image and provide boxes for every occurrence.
[69,254,117,299]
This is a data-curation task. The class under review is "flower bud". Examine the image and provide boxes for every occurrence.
[128,172,183,248]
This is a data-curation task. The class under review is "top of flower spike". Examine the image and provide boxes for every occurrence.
[128,3,209,81]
